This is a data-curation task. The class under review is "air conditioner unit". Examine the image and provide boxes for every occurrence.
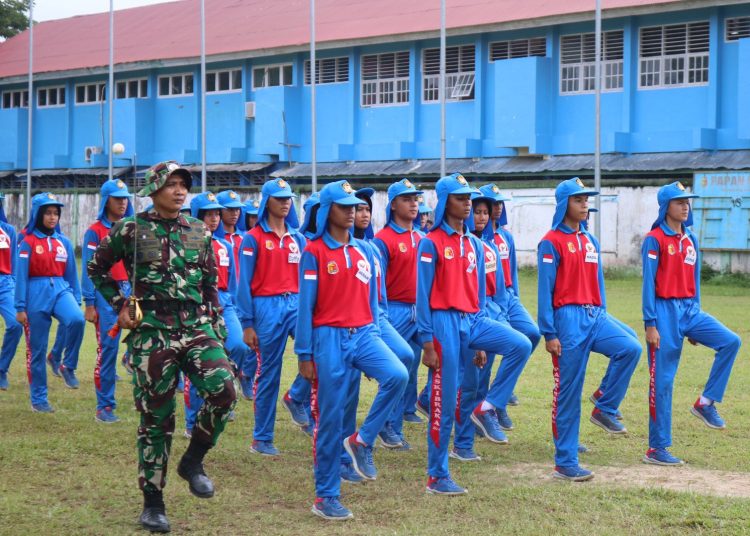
[84,146,102,162]
[245,101,256,119]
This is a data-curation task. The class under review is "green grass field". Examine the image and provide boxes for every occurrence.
[1,273,749,535]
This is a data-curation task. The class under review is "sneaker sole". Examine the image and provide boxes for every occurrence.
[311,506,353,520]
[449,452,481,462]
[690,407,726,430]
[342,440,376,481]
[469,414,508,444]
[498,423,514,431]
[249,446,280,457]
[283,399,310,428]
[552,471,594,482]
[642,455,685,466]
[425,486,468,495]
[376,436,403,450]
[589,415,627,435]
[31,406,54,413]
[415,403,429,418]
[94,416,120,424]
[507,400,519,407]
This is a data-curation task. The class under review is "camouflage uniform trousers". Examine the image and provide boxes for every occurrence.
[128,323,237,494]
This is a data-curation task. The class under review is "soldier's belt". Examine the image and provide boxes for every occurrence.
[140,300,201,313]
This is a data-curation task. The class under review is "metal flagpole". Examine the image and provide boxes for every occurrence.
[26,0,34,218]
[594,0,602,238]
[108,0,114,181]
[439,0,446,177]
[310,0,317,193]
[200,0,207,192]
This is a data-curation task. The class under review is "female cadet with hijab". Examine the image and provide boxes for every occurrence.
[15,193,85,412]
[0,193,22,390]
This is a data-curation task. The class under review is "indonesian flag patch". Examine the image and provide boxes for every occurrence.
[303,270,317,280]
[542,254,554,264]
[242,247,254,256]
[19,251,29,259]
[648,250,657,260]
[420,253,433,263]
[87,242,98,251]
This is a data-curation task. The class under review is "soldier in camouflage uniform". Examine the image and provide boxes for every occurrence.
[88,161,237,533]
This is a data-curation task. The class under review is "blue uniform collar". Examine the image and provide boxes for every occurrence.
[659,221,686,237]
[387,220,415,234]
[259,218,292,235]
[32,228,62,239]
[440,220,470,237]
[99,215,115,229]
[555,223,584,235]
[322,230,357,250]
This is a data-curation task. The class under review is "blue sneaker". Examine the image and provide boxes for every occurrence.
[403,412,424,424]
[47,353,61,378]
[553,465,594,481]
[340,463,364,484]
[311,497,353,520]
[31,402,55,413]
[301,423,314,437]
[578,443,590,454]
[60,366,79,389]
[95,407,120,423]
[395,436,412,452]
[416,398,429,418]
[496,407,514,431]
[343,433,376,480]
[250,440,279,456]
[643,447,685,466]
[691,400,726,430]
[240,376,254,401]
[470,406,508,444]
[449,447,481,462]
[590,408,627,434]
[377,423,403,449]
[589,390,624,420]
[282,391,309,427]
[508,392,520,406]
[0,371,8,390]
[426,476,468,495]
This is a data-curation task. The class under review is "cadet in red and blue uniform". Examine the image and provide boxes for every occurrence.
[282,192,321,436]
[417,194,432,234]
[15,193,85,412]
[295,180,407,520]
[372,178,424,447]
[537,178,641,481]
[184,192,250,436]
[237,198,259,399]
[216,190,244,274]
[0,193,22,390]
[641,182,741,466]
[81,179,133,422]
[237,178,306,456]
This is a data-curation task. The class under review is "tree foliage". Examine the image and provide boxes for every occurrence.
[0,0,31,40]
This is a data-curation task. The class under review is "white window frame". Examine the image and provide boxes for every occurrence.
[1,89,29,109]
[489,37,547,62]
[37,86,66,108]
[157,73,194,98]
[75,82,107,105]
[560,30,624,95]
[116,78,148,99]
[252,64,293,90]
[206,68,243,94]
[638,21,710,90]
[304,57,349,85]
[422,45,476,103]
[360,51,410,108]
[725,16,750,42]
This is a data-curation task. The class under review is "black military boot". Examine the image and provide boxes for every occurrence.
[177,437,214,498]
[139,490,170,533]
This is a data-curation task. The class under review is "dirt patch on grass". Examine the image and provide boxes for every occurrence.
[504,462,750,498]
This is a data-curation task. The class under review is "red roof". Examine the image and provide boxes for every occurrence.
[0,0,685,80]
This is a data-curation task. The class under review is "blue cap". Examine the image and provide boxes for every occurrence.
[258,178,299,229]
[0,192,6,223]
[190,192,224,219]
[479,184,511,227]
[299,193,320,238]
[386,178,424,222]
[312,180,366,240]
[97,178,134,222]
[355,187,375,239]
[25,192,64,234]
[652,181,699,230]
[216,190,245,209]
[430,173,480,231]
[551,177,599,230]
[417,193,432,215]
[245,198,260,215]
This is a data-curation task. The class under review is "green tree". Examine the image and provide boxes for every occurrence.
[0,0,31,40]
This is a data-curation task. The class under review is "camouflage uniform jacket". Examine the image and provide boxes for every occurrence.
[88,209,223,332]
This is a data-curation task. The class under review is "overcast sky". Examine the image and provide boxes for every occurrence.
[33,0,176,22]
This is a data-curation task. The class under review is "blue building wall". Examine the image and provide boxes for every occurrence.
[1,3,750,172]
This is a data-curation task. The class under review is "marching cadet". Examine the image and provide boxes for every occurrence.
[416,174,531,494]
[641,182,741,466]
[15,193,85,411]
[81,179,133,422]
[89,161,237,533]
[216,190,244,274]
[236,197,260,400]
[242,198,259,231]
[417,194,432,234]
[237,178,306,456]
[295,180,407,520]
[537,177,641,481]
[0,193,22,390]
[372,179,423,448]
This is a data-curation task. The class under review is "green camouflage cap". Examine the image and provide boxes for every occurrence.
[138,160,193,197]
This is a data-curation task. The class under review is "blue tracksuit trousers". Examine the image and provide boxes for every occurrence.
[253,294,298,442]
[505,290,541,352]
[596,314,638,396]
[552,305,641,468]
[93,290,123,411]
[648,298,741,449]
[387,302,419,431]
[0,275,22,374]
[379,309,415,437]
[310,323,407,498]
[454,302,533,449]
[25,280,84,405]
